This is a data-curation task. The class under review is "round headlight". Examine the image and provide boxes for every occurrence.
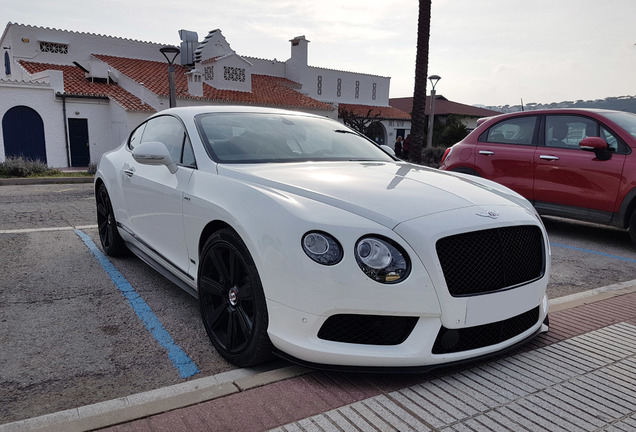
[355,236,410,283]
[356,239,392,269]
[302,231,343,265]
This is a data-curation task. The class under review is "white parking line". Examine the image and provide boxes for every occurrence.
[0,225,98,234]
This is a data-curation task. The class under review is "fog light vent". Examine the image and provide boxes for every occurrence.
[318,314,418,345]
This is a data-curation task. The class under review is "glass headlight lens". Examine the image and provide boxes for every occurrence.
[302,231,343,265]
[355,236,410,283]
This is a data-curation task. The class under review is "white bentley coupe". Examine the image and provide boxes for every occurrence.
[95,106,550,370]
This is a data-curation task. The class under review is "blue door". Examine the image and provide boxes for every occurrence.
[68,118,90,166]
[2,106,47,163]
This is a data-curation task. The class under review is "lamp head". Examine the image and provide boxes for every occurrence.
[428,74,441,90]
[160,46,181,65]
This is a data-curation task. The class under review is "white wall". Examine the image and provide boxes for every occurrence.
[0,83,67,165]
[2,23,168,82]
[302,66,391,107]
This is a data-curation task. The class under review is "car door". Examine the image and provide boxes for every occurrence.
[121,115,196,274]
[533,115,626,221]
[473,115,538,200]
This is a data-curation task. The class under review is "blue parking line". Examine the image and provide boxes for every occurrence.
[75,229,200,378]
[551,242,636,264]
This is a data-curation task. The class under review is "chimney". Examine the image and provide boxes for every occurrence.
[179,29,199,67]
[186,70,203,97]
[289,35,309,66]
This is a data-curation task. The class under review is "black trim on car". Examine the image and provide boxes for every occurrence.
[534,201,613,225]
[117,222,197,297]
[450,167,481,176]
[273,317,548,374]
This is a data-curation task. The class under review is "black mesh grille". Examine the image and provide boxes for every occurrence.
[318,314,418,345]
[436,225,544,296]
[432,306,540,354]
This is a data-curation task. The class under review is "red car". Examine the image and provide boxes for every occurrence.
[439,108,636,243]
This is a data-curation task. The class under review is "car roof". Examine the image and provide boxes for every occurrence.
[477,108,626,125]
[150,105,326,121]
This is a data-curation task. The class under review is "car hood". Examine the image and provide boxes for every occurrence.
[219,161,530,229]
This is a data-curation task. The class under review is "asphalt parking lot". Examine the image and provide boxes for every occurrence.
[1,182,636,425]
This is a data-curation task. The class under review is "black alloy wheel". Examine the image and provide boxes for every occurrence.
[96,183,128,256]
[198,229,273,367]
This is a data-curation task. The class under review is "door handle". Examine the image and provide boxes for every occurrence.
[539,155,560,161]
[479,150,495,156]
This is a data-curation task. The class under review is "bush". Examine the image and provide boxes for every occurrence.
[0,157,61,178]
[87,163,97,175]
[420,147,447,168]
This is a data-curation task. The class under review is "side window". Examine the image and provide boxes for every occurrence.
[481,116,536,145]
[140,115,195,166]
[545,115,597,149]
[600,127,619,152]
[128,123,146,150]
[182,135,196,167]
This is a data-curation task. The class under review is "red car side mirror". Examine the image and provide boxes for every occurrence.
[580,137,612,161]
[579,136,609,151]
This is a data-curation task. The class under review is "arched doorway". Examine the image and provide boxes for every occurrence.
[2,106,47,163]
[365,121,385,146]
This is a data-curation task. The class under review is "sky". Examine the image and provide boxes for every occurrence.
[4,0,636,107]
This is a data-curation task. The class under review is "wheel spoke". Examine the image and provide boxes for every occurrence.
[210,247,231,285]
[105,224,113,247]
[204,302,227,331]
[97,218,108,234]
[238,280,253,299]
[199,274,226,297]
[227,248,240,286]
[235,305,253,337]
[96,201,107,219]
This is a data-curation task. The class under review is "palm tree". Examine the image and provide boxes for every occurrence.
[409,0,432,164]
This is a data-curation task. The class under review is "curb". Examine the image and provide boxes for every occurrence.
[0,177,93,186]
[547,278,636,312]
[0,365,311,432]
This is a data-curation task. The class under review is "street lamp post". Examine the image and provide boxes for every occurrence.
[425,74,441,149]
[159,46,180,108]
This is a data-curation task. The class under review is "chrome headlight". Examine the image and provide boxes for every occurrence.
[355,236,410,283]
[302,231,343,265]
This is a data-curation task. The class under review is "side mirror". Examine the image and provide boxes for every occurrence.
[579,136,609,151]
[132,141,178,173]
[580,137,613,161]
[381,145,396,157]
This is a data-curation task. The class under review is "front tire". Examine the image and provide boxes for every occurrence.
[96,183,129,257]
[198,229,273,367]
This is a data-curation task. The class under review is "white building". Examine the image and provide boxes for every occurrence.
[0,22,410,167]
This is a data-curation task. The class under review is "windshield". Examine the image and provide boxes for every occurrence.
[195,112,394,163]
[601,111,636,140]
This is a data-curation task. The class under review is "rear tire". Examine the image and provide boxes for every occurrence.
[628,210,636,246]
[198,229,273,367]
[96,183,129,257]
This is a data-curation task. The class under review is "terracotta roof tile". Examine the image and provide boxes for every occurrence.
[19,60,154,112]
[389,96,502,117]
[338,103,411,120]
[95,54,335,111]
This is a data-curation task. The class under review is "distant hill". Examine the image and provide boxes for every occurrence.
[478,95,636,114]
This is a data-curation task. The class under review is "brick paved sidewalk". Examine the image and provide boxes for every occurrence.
[93,289,636,432]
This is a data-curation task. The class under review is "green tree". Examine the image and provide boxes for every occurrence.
[436,115,469,147]
[409,0,432,164]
